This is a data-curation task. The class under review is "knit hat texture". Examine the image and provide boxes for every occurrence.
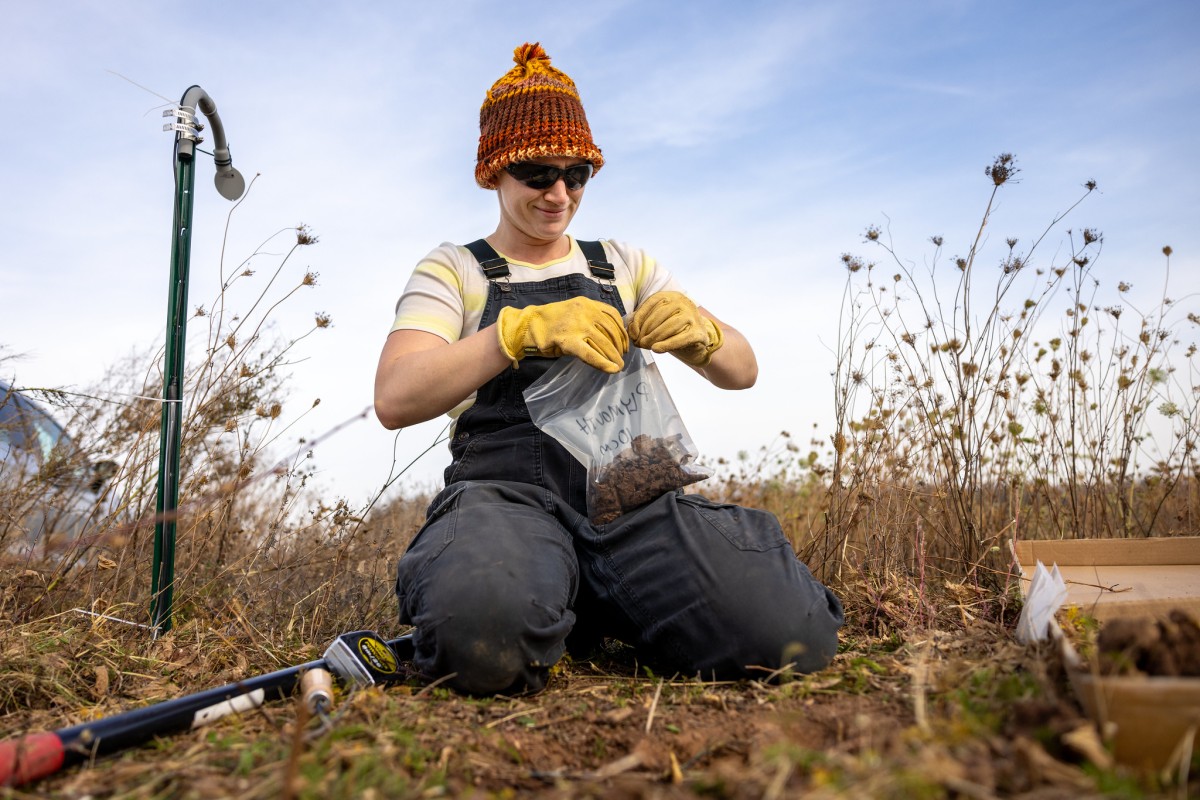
[475,42,604,190]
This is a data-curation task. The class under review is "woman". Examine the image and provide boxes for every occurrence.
[375,42,842,695]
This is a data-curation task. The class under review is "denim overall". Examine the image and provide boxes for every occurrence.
[442,253,623,516]
[395,240,844,695]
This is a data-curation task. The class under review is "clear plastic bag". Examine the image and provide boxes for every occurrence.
[524,348,710,524]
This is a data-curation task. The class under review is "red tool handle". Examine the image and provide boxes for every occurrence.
[0,732,65,787]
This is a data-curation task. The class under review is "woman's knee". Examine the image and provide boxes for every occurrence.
[667,580,844,680]
[428,611,551,695]
[731,584,844,675]
[409,575,574,695]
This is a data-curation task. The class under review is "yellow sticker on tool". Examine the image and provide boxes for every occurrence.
[358,636,399,674]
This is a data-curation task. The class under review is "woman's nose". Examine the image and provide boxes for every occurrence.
[543,178,570,202]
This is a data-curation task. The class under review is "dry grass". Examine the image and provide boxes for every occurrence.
[1,572,1181,798]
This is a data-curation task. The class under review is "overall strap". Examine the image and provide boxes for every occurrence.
[465,238,615,281]
[463,239,510,280]
[577,239,616,280]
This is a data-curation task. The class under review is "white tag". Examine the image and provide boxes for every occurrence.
[190,689,266,728]
[1016,560,1068,643]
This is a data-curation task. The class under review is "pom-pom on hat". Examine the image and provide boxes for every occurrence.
[475,43,604,190]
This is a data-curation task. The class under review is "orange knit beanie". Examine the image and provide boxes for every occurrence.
[475,43,604,190]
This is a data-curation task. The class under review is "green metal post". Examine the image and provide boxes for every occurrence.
[151,142,197,633]
[150,86,244,634]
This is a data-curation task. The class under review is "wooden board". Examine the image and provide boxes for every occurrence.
[1013,537,1200,622]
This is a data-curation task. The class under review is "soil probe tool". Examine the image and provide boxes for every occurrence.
[0,630,414,788]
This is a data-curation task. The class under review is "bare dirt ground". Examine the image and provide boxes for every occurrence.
[7,607,1183,799]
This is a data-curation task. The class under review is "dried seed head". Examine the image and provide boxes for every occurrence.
[254,404,282,419]
[303,271,318,286]
[296,224,319,246]
[1163,245,1174,257]
[985,153,1019,186]
[1082,228,1100,245]
[930,235,944,247]
[1085,180,1097,191]
[1118,282,1132,293]
[841,253,865,273]
[955,257,967,271]
[865,226,881,242]
[315,313,332,328]
[194,305,206,317]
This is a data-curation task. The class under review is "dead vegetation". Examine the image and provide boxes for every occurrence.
[0,575,1171,798]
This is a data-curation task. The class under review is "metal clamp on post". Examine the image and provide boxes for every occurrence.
[162,107,204,143]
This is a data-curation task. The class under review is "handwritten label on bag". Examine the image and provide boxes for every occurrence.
[573,378,651,456]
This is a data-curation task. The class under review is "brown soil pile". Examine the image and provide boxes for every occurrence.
[1097,609,1200,677]
[588,434,706,524]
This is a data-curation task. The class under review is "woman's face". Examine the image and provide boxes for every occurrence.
[493,157,589,248]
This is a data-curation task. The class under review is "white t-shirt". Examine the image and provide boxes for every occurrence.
[391,235,684,419]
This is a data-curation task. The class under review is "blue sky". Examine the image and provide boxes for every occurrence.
[2,1,1198,502]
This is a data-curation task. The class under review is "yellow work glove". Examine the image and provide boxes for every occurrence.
[628,291,724,367]
[496,297,629,373]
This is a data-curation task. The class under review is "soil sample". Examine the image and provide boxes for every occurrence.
[1096,609,1200,677]
[587,433,706,525]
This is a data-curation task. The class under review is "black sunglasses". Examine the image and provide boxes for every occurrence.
[505,161,594,191]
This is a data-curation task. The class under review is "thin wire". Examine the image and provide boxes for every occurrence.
[105,69,174,105]
[71,608,154,630]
